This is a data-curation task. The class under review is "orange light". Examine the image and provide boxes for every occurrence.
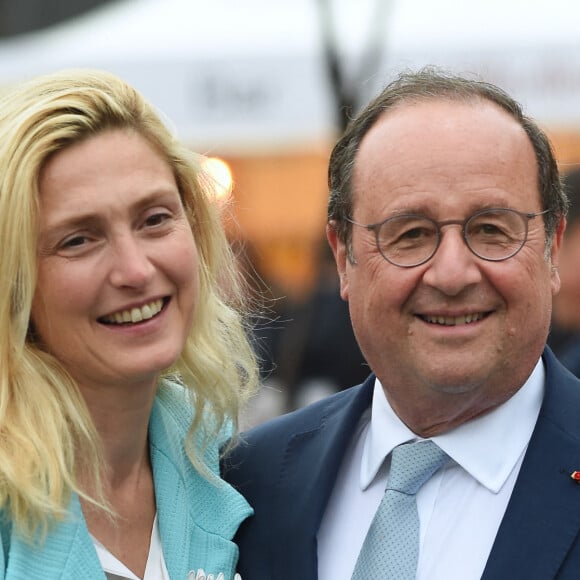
[201,156,233,202]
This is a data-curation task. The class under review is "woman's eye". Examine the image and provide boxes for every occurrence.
[144,212,171,228]
[51,234,95,256]
[61,235,88,249]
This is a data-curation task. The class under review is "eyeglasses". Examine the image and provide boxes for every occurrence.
[346,207,551,268]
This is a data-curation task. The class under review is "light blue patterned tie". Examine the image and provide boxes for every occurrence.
[351,440,448,580]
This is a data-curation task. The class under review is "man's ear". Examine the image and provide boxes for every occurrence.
[550,215,566,296]
[327,221,350,301]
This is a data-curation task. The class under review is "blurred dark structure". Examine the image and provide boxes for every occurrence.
[316,0,390,131]
[254,240,369,412]
[252,1,384,410]
[0,0,116,38]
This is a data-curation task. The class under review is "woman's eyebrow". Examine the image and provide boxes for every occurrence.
[41,187,182,232]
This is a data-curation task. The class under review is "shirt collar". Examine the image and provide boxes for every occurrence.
[360,358,545,493]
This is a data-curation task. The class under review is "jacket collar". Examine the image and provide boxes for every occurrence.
[150,387,252,578]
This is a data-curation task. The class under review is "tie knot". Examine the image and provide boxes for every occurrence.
[387,440,448,495]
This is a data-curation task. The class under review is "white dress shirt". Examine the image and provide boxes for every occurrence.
[318,359,544,580]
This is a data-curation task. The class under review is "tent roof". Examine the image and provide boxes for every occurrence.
[1,0,579,152]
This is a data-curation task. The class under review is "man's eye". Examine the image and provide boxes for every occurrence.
[400,227,431,240]
[471,222,512,239]
[479,223,502,234]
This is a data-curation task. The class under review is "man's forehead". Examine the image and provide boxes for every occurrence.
[369,96,518,134]
[353,98,534,187]
[350,98,541,216]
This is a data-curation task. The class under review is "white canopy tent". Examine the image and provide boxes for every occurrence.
[0,0,579,153]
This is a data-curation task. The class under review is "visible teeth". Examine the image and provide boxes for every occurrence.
[424,313,484,326]
[103,299,164,324]
[131,308,143,323]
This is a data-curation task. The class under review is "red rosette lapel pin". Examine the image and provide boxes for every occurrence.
[571,471,580,483]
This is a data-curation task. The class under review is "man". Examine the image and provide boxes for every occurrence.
[224,69,580,579]
[549,168,580,377]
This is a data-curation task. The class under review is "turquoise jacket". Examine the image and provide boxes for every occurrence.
[0,382,253,580]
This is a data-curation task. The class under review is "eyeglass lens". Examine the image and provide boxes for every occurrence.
[376,209,529,266]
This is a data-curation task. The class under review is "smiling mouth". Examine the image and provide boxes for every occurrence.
[99,298,167,325]
[419,312,490,326]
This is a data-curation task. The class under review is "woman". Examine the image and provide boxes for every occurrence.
[0,69,258,579]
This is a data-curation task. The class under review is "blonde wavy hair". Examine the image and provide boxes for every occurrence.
[0,69,258,540]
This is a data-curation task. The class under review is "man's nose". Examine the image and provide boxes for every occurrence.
[421,226,483,296]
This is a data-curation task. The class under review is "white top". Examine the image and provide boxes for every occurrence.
[318,358,544,580]
[92,513,170,580]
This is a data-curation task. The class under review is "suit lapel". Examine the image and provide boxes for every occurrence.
[269,376,375,578]
[482,349,580,578]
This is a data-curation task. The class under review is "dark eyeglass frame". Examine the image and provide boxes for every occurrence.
[345,207,551,268]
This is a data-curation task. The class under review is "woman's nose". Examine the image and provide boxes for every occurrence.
[108,235,155,289]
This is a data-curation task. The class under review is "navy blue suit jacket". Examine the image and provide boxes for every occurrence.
[224,348,580,579]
